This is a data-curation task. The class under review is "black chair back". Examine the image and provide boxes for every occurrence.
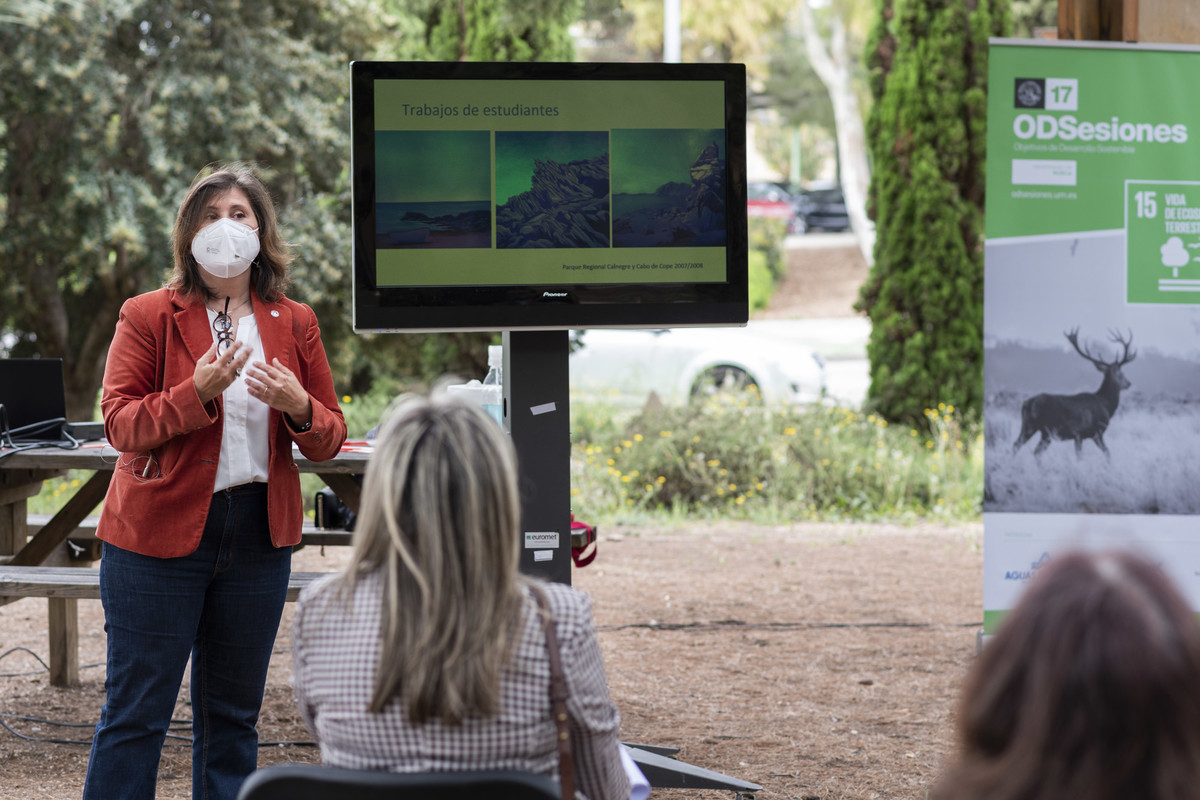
[237,764,561,800]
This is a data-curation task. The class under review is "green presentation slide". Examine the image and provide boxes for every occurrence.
[371,79,730,287]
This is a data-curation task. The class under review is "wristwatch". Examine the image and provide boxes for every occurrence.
[289,416,313,433]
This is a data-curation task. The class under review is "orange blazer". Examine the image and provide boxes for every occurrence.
[97,287,347,558]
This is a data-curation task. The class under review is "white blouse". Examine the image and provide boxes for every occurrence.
[207,308,270,493]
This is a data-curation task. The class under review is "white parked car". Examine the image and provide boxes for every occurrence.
[569,324,827,406]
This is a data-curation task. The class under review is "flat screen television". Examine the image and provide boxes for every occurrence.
[350,60,748,332]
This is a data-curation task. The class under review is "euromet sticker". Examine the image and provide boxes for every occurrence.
[524,531,560,549]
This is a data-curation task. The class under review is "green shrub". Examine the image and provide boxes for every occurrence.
[570,393,982,523]
[34,386,982,528]
[748,216,788,278]
[748,249,775,312]
[339,377,406,439]
[27,472,92,516]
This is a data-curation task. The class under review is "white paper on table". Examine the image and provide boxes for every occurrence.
[619,745,650,800]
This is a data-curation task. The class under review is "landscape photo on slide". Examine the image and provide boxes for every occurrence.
[494,130,610,249]
[375,130,492,249]
[611,128,726,247]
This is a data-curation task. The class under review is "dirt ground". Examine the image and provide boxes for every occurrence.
[755,234,869,321]
[0,521,982,800]
[4,235,977,800]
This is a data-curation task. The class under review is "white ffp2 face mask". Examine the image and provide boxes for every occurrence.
[191,217,260,279]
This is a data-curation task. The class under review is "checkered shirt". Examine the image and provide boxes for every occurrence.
[292,572,631,800]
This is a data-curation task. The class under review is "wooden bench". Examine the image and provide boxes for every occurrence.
[18,514,354,563]
[0,566,333,687]
[0,566,329,601]
[6,515,588,687]
[24,515,587,561]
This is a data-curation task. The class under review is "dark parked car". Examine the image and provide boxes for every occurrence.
[789,183,851,234]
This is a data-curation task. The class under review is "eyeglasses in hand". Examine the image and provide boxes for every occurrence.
[214,296,234,356]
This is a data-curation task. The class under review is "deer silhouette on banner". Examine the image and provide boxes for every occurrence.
[1012,328,1137,461]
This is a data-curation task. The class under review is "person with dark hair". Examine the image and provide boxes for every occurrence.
[931,548,1200,800]
[291,392,631,800]
[83,162,346,800]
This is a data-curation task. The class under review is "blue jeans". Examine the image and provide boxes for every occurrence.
[83,483,291,800]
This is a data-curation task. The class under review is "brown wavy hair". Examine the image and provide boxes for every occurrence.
[931,549,1200,800]
[169,162,292,302]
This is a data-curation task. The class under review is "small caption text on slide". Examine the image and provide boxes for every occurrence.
[562,263,704,271]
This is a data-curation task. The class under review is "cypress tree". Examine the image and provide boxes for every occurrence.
[426,0,580,61]
[856,0,1009,427]
[373,0,583,389]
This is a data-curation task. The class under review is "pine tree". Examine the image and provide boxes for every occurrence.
[856,0,1009,427]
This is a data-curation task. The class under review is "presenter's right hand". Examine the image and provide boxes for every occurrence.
[194,340,250,405]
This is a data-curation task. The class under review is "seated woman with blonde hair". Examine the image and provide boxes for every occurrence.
[931,548,1200,800]
[291,392,631,800]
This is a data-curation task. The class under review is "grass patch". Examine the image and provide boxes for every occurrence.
[571,393,983,524]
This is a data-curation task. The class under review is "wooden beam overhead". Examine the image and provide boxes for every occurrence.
[1058,0,1135,41]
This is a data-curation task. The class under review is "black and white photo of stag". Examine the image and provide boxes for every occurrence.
[1012,328,1136,460]
[986,318,1200,516]
[984,231,1200,517]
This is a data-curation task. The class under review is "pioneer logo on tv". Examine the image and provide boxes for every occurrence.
[541,291,570,300]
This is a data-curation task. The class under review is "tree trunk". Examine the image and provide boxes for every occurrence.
[796,0,875,266]
[20,242,141,422]
[25,283,122,422]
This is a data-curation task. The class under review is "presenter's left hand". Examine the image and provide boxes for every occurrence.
[244,358,313,427]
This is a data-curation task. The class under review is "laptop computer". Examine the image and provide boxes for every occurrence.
[0,358,70,444]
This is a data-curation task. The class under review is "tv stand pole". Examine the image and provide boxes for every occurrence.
[504,330,572,585]
[502,330,761,798]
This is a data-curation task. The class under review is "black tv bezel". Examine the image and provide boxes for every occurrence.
[350,60,748,333]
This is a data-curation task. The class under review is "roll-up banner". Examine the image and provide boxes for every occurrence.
[984,39,1200,631]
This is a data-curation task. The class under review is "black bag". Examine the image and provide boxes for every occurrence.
[314,486,357,531]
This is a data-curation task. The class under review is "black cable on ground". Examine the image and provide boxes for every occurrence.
[0,646,104,678]
[599,619,983,632]
[0,647,316,748]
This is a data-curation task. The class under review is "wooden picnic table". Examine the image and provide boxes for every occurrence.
[0,441,370,685]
